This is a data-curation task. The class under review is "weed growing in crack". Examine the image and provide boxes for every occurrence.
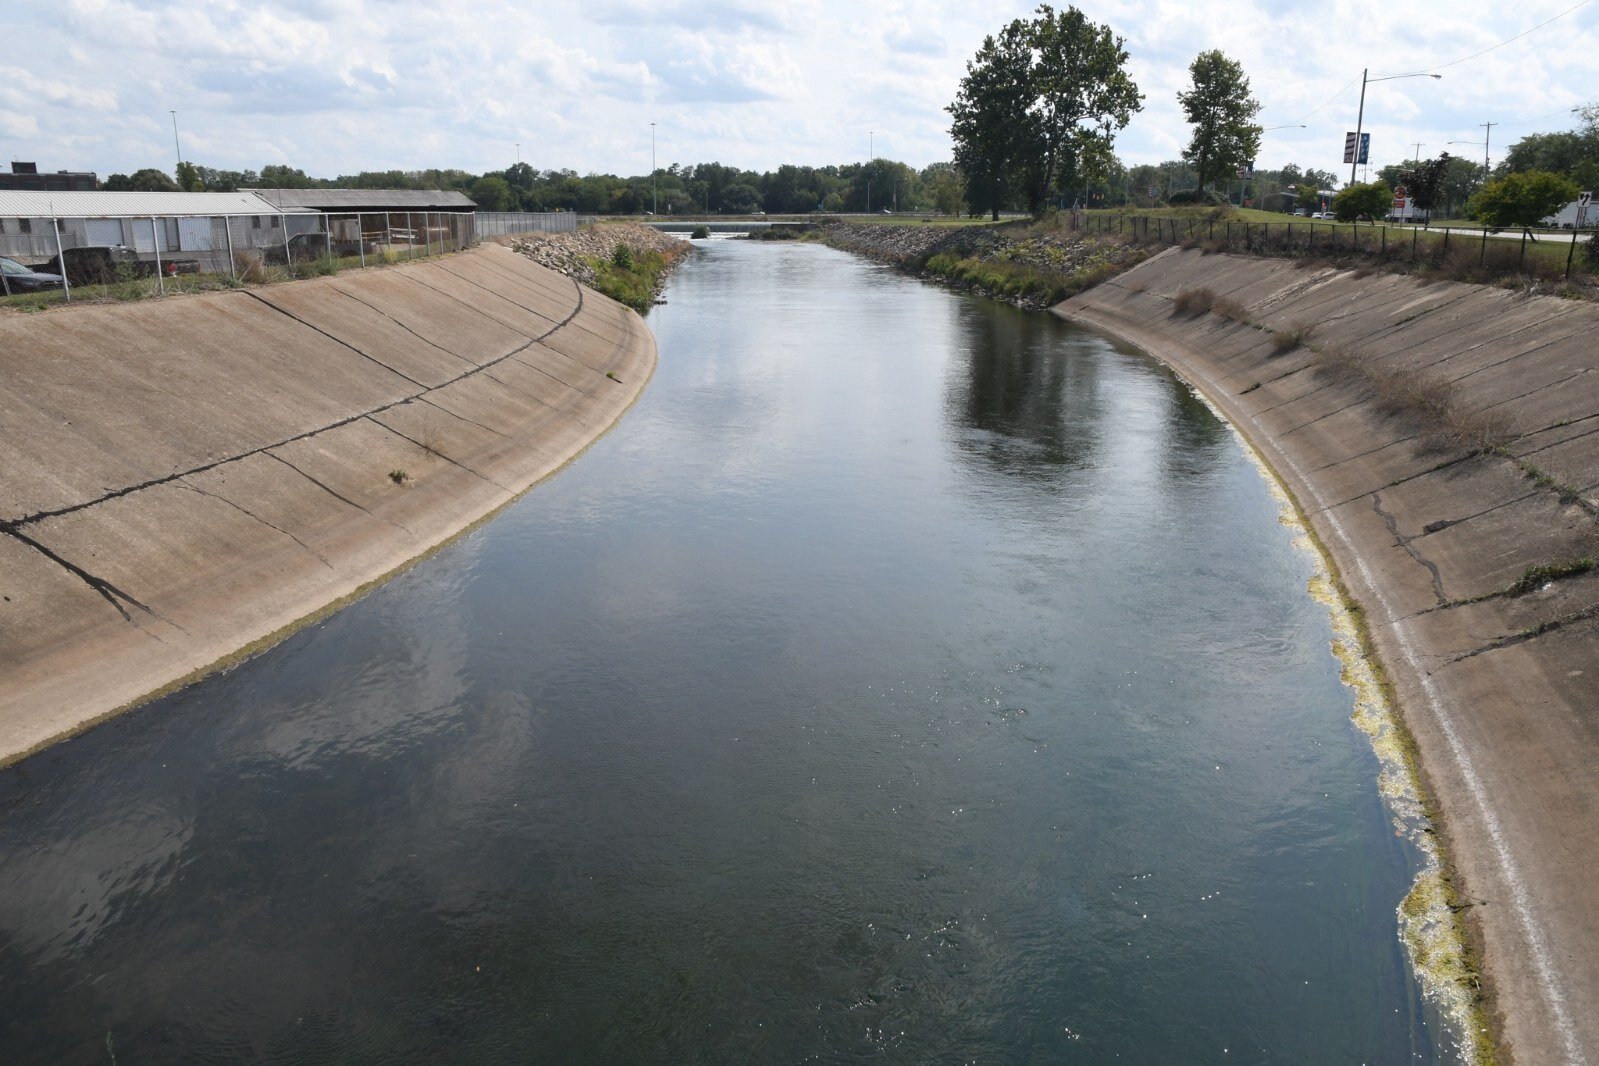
[1507,558,1596,596]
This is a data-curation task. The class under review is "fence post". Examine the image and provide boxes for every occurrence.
[1567,229,1578,279]
[151,217,166,295]
[1480,226,1488,264]
[1381,226,1386,257]
[224,215,237,281]
[1519,229,1527,268]
[357,213,367,269]
[1444,227,1450,254]
[1412,227,1418,262]
[406,212,414,260]
[324,211,332,260]
[51,215,71,302]
[1245,222,1251,252]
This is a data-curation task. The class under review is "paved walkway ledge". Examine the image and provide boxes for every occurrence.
[0,244,655,770]
[1056,247,1597,1065]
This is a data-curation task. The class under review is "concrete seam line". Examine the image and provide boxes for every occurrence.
[326,283,478,367]
[364,415,514,494]
[245,289,429,390]
[5,269,580,529]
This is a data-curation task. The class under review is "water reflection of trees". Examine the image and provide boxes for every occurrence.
[944,300,1108,480]
[944,298,1231,497]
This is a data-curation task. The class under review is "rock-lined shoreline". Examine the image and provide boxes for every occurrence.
[819,220,1147,310]
[507,222,690,310]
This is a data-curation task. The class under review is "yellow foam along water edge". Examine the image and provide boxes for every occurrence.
[1186,383,1482,1063]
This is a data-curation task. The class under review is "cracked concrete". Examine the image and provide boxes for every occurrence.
[1056,247,1598,1065]
[0,244,654,770]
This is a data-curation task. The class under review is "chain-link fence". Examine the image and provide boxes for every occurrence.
[473,211,578,238]
[0,209,491,304]
[1069,212,1598,282]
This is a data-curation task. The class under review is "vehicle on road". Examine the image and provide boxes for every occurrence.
[0,255,64,295]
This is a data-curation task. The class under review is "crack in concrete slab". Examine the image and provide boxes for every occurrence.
[1374,490,1448,604]
[176,478,335,570]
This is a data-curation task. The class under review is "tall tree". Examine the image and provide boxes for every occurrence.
[1399,153,1452,227]
[1177,50,1262,197]
[948,7,1140,219]
[1022,5,1142,213]
[947,19,1035,220]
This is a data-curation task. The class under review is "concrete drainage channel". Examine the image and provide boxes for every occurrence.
[0,244,656,769]
[1057,247,1598,1066]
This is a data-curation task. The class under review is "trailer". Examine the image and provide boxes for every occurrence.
[1384,186,1430,224]
[1542,193,1594,230]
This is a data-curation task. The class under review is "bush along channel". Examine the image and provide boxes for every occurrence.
[509,221,692,313]
[820,219,1150,310]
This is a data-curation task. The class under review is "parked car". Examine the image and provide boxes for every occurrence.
[0,255,64,294]
[264,232,379,265]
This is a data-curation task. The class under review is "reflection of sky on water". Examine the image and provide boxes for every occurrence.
[0,239,1449,1064]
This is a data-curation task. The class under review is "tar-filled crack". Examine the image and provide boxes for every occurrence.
[1449,603,1599,662]
[5,274,582,531]
[0,523,159,626]
[1372,490,1448,604]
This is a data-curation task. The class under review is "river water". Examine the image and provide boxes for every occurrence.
[0,239,1453,1062]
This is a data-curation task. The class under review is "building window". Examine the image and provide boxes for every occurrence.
[19,219,31,234]
[252,216,261,229]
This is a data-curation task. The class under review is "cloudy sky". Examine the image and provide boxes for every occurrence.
[2,0,1594,183]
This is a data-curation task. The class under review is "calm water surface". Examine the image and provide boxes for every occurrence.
[0,239,1451,1062]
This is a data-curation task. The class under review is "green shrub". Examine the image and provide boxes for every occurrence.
[691,225,710,240]
[611,242,634,269]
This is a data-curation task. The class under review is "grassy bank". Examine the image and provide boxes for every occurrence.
[584,243,690,313]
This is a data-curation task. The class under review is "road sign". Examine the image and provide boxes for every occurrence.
[1580,192,1592,228]
[1343,132,1370,165]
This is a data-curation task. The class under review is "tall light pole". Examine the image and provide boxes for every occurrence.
[515,142,520,164]
[1350,68,1442,185]
[650,122,657,215]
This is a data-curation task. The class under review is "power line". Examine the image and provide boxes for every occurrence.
[1417,0,1593,73]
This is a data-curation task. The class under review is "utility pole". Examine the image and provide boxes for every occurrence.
[1412,142,1424,163]
[1481,121,1496,177]
[171,110,183,184]
[650,122,657,214]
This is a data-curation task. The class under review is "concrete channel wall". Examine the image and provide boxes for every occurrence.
[0,244,655,767]
[1057,248,1597,1065]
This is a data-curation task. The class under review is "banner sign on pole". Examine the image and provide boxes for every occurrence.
[1343,132,1370,165]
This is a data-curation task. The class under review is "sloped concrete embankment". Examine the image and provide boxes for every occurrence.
[1056,248,1597,1065]
[0,244,654,767]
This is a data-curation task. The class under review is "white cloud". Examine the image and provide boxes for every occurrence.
[0,0,1591,180]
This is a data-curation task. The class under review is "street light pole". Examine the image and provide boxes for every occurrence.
[1351,69,1442,185]
[649,123,657,214]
